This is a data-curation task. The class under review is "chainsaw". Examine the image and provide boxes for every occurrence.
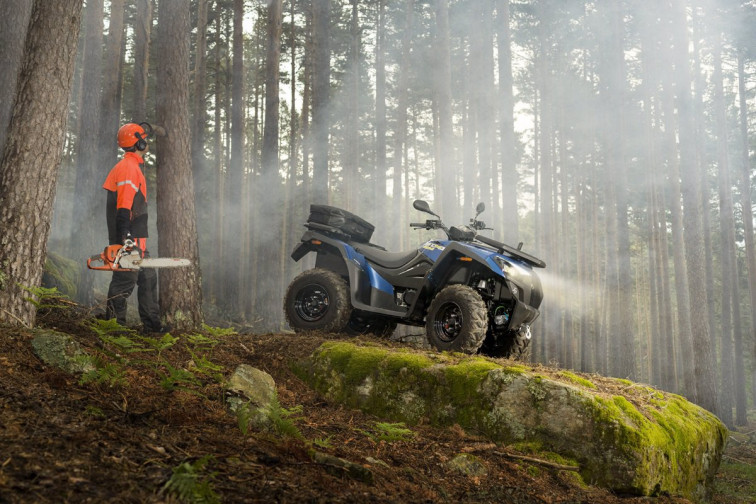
[87,239,191,271]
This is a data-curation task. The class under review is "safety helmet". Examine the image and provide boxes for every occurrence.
[117,123,147,150]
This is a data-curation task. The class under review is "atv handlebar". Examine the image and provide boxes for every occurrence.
[410,219,445,230]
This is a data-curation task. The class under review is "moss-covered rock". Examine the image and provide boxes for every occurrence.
[31,329,94,374]
[42,252,80,299]
[296,341,727,502]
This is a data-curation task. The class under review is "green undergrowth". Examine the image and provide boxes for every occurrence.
[78,318,236,394]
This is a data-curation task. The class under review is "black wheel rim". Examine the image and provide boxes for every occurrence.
[294,284,330,322]
[433,301,463,343]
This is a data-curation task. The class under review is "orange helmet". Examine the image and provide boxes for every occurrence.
[117,123,147,150]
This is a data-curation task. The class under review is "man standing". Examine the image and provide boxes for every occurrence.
[103,122,164,333]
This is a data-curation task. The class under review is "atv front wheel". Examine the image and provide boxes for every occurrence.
[284,268,352,333]
[425,284,487,354]
[485,326,532,361]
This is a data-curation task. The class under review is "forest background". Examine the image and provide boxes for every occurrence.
[0,0,755,429]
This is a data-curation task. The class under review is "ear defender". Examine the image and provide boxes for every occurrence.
[134,132,147,151]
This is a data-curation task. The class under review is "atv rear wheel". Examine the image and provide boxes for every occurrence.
[425,284,487,354]
[284,268,352,333]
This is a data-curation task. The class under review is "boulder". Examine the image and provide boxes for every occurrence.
[296,341,728,503]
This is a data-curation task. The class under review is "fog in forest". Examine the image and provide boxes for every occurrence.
[7,0,748,418]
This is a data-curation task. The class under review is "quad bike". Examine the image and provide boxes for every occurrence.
[283,200,545,359]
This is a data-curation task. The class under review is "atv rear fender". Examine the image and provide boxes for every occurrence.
[291,231,407,317]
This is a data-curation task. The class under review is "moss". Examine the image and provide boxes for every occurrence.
[42,252,80,298]
[558,371,596,389]
[301,341,726,502]
[526,375,548,403]
[615,378,633,386]
[502,364,528,375]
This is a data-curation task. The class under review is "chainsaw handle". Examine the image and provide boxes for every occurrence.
[87,254,114,271]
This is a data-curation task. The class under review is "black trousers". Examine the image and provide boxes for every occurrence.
[106,266,161,332]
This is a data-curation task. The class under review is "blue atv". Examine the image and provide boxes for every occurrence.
[284,200,545,359]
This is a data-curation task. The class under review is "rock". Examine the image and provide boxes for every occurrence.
[226,364,276,408]
[225,364,277,432]
[296,341,728,503]
[310,450,374,484]
[448,454,488,478]
[30,330,94,374]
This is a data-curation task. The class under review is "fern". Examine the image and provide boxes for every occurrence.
[187,349,224,383]
[265,395,304,440]
[161,456,220,504]
[363,422,415,443]
[21,285,69,310]
[88,318,135,338]
[236,402,254,436]
[201,323,237,338]
[138,332,179,355]
[160,363,201,392]
[78,354,126,388]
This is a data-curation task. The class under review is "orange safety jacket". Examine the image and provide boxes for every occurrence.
[103,151,149,251]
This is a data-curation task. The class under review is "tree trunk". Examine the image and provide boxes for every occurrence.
[433,0,454,220]
[70,0,104,306]
[392,0,413,246]
[0,0,33,154]
[671,0,718,414]
[343,0,359,210]
[132,0,152,121]
[311,0,330,203]
[736,51,756,420]
[224,0,245,315]
[191,0,208,186]
[373,0,387,227]
[260,0,283,329]
[0,0,83,327]
[155,0,203,330]
[496,0,518,244]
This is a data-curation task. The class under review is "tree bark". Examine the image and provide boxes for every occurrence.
[0,0,83,327]
[155,0,203,330]
[0,0,33,154]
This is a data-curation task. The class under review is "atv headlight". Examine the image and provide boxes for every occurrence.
[494,256,529,281]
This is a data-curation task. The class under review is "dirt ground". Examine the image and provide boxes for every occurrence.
[0,303,752,503]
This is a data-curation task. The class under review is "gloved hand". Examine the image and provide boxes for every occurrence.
[123,233,134,250]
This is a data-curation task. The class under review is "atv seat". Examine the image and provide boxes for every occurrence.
[354,245,419,269]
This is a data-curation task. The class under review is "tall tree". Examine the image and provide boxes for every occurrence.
[132,0,152,121]
[191,0,208,174]
[70,0,104,306]
[155,0,203,330]
[671,0,718,414]
[0,0,84,327]
[433,0,454,220]
[224,0,246,313]
[373,0,387,225]
[0,0,33,154]
[496,0,518,243]
[311,0,331,203]
[259,0,283,327]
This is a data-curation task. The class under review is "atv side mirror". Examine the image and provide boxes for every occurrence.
[476,202,485,215]
[413,200,438,217]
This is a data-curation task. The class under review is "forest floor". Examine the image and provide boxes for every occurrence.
[0,302,754,503]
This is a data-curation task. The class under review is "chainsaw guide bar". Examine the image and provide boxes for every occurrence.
[87,245,191,271]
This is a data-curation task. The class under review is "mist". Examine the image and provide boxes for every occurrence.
[25,0,754,414]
